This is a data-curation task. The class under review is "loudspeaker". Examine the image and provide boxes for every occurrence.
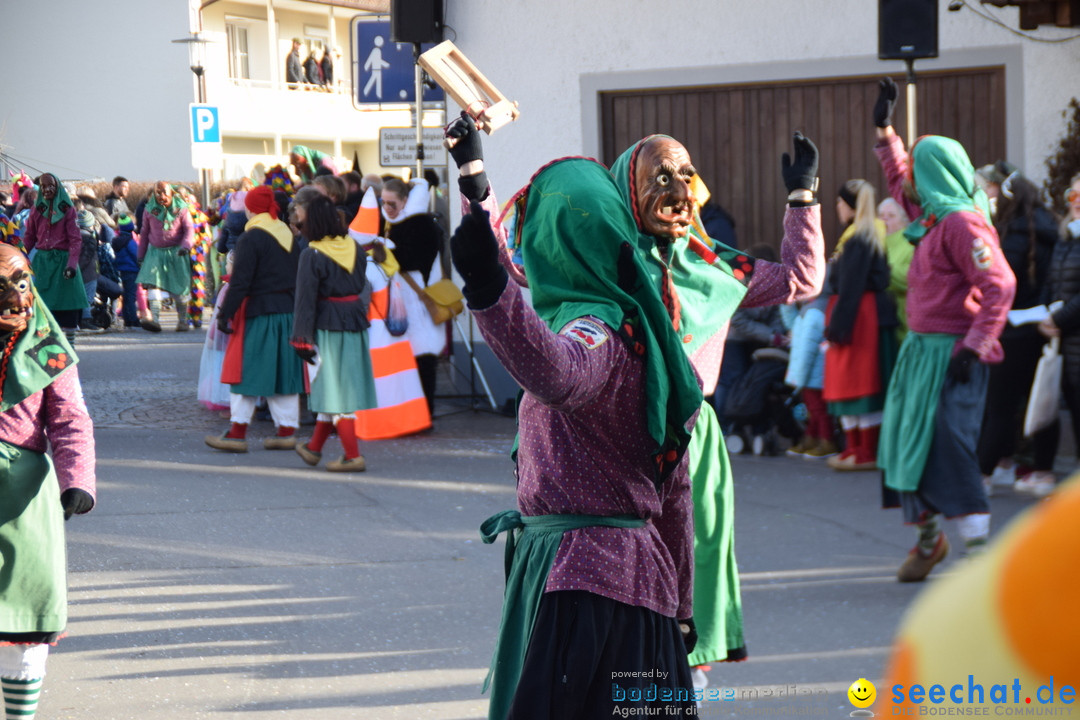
[390,0,444,45]
[879,0,938,59]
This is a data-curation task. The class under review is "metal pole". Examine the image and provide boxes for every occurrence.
[196,68,211,211]
[413,42,425,180]
[905,58,917,149]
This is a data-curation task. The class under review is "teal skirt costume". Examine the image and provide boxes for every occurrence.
[136,243,192,297]
[229,313,305,397]
[0,441,68,640]
[31,249,87,312]
[309,329,377,414]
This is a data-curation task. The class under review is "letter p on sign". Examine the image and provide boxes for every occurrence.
[190,104,220,143]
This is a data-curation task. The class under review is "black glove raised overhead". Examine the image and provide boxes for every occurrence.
[61,488,93,520]
[450,200,506,310]
[874,77,899,128]
[946,347,979,384]
[445,111,489,202]
[781,132,819,201]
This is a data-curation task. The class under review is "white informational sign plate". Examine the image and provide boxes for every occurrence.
[379,127,448,167]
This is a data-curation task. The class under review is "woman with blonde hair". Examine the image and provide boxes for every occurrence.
[823,179,899,470]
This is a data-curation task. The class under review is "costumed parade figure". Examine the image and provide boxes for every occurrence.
[290,194,377,472]
[452,155,701,719]
[445,112,825,673]
[872,77,1015,581]
[0,244,96,720]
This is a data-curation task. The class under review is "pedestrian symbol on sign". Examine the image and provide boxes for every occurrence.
[363,36,392,99]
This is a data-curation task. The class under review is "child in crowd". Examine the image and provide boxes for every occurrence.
[785,294,838,458]
[112,215,143,329]
[199,251,234,413]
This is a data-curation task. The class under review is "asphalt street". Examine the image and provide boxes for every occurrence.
[39,322,1052,719]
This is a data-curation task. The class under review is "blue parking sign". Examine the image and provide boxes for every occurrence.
[190,105,220,143]
[351,16,444,106]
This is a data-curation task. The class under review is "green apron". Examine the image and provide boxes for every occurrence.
[136,243,192,297]
[878,333,956,492]
[480,510,646,720]
[0,441,67,635]
[31,249,87,312]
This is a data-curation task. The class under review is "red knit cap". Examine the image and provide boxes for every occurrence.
[245,185,278,219]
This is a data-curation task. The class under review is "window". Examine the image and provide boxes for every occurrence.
[226,23,250,79]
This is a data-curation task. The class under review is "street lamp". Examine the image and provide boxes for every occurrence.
[172,33,211,210]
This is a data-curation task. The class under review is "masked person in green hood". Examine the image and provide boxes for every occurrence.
[449,146,702,715]
[872,77,1015,582]
[0,244,96,720]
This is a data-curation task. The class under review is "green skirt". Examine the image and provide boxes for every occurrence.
[136,243,191,297]
[31,249,87,312]
[480,511,646,720]
[878,333,956,492]
[687,401,746,665]
[0,442,67,636]
[309,329,377,414]
[229,313,305,397]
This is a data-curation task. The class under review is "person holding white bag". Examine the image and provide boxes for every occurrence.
[1038,173,1080,496]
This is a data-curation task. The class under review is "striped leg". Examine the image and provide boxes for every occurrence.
[2,677,42,719]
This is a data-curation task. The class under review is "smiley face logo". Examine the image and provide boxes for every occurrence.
[848,678,876,709]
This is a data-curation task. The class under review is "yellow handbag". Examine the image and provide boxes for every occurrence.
[401,274,465,325]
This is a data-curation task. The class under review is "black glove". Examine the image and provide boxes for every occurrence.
[60,488,94,520]
[874,77,899,128]
[451,200,506,309]
[62,267,76,280]
[446,112,489,202]
[178,247,189,257]
[679,617,698,655]
[946,347,979,384]
[217,315,233,335]
[781,132,819,195]
[824,324,850,346]
[293,344,316,364]
[616,242,640,296]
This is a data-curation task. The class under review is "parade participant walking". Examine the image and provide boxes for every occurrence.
[22,173,87,343]
[206,185,304,453]
[136,182,194,332]
[0,244,96,720]
[872,77,1015,581]
[822,179,898,472]
[291,195,376,472]
[452,158,701,719]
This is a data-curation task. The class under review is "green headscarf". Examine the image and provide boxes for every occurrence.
[904,135,992,243]
[610,136,754,359]
[145,186,187,231]
[517,158,702,482]
[290,145,329,183]
[34,173,74,225]
[0,295,78,412]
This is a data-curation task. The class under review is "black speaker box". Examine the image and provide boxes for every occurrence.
[390,0,444,45]
[879,0,938,59]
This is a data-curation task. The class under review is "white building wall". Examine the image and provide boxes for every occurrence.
[444,1,1080,212]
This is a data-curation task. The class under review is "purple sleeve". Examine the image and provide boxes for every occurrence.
[22,211,40,252]
[137,218,151,261]
[875,134,922,223]
[63,208,82,270]
[178,210,195,251]
[652,456,694,619]
[742,204,825,308]
[43,368,96,504]
[472,280,620,411]
[944,214,1016,361]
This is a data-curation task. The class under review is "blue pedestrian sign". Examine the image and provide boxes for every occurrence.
[351,16,444,107]
[190,104,220,143]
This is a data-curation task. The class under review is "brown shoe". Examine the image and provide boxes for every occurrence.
[264,435,298,450]
[176,322,190,332]
[897,534,949,582]
[326,455,366,472]
[205,432,248,453]
[827,451,856,470]
[803,439,839,459]
[295,443,322,466]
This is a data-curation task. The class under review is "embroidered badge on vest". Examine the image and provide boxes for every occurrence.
[561,319,610,349]
[971,237,993,271]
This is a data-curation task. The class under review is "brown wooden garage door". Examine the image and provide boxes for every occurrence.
[599,67,1006,253]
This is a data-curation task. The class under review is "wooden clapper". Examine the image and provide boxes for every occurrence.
[418,41,520,134]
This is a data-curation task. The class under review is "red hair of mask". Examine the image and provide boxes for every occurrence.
[245,185,278,219]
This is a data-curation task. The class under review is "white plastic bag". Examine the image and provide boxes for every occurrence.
[1023,337,1062,437]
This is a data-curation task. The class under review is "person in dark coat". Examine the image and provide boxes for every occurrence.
[286,38,303,89]
[206,185,304,453]
[978,172,1059,497]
